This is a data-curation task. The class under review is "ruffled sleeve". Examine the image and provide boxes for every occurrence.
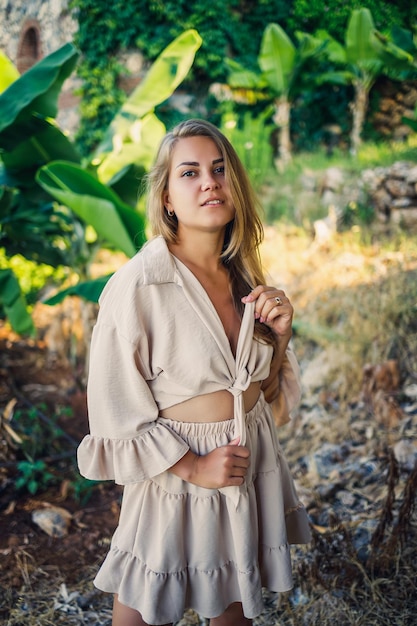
[270,346,302,427]
[77,291,190,484]
[77,424,190,484]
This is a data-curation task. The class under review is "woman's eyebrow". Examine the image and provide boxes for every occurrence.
[175,157,224,169]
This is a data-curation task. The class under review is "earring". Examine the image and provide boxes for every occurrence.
[167,209,174,217]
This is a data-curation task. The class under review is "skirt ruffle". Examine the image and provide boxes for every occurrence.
[94,395,311,624]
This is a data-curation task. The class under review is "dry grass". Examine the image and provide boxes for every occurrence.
[3,565,113,626]
[284,464,417,626]
[262,227,417,402]
[259,225,417,625]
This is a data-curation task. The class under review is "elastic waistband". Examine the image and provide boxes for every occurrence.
[158,392,266,439]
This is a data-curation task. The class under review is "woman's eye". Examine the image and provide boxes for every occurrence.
[181,170,195,177]
[214,166,225,175]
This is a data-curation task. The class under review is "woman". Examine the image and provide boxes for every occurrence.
[78,119,311,626]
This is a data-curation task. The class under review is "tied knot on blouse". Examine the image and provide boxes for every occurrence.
[219,301,257,508]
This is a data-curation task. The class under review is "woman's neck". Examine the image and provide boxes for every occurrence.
[168,231,225,276]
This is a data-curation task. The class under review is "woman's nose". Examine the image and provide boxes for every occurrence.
[201,173,219,190]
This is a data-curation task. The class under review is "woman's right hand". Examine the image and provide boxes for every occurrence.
[170,438,250,489]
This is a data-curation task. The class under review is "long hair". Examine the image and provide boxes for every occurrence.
[146,119,275,344]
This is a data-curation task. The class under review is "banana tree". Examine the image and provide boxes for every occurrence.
[0,44,83,334]
[36,28,202,305]
[94,29,202,185]
[226,23,326,167]
[0,29,202,332]
[317,8,415,155]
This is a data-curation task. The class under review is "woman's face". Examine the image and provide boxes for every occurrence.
[163,135,235,237]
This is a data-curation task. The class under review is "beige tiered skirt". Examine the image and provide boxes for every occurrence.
[93,394,311,625]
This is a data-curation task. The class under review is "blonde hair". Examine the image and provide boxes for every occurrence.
[146,119,274,343]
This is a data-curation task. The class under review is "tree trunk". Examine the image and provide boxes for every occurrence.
[273,96,292,170]
[350,82,369,156]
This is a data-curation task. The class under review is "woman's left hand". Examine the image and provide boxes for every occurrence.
[241,285,293,337]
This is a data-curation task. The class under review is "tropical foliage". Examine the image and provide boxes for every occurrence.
[214,10,416,163]
[70,0,291,152]
[317,8,416,154]
[1,5,417,335]
[0,31,202,333]
[69,0,416,154]
[287,0,417,42]
[216,25,328,167]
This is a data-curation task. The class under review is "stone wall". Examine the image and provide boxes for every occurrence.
[371,78,417,141]
[0,0,80,132]
[300,162,417,244]
[0,0,76,64]
[363,162,417,230]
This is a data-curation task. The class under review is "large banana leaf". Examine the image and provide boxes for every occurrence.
[108,163,147,208]
[258,23,296,96]
[44,274,113,305]
[1,117,81,178]
[226,58,268,90]
[374,31,415,71]
[314,30,347,65]
[345,8,383,68]
[0,184,80,267]
[315,70,355,87]
[96,29,202,160]
[0,52,20,93]
[390,25,417,55]
[0,43,79,151]
[37,162,146,257]
[295,31,327,60]
[97,112,165,185]
[120,29,202,119]
[0,269,35,336]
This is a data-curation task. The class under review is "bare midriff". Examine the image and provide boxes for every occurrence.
[159,381,262,423]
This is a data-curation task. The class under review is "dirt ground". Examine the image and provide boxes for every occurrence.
[0,321,122,624]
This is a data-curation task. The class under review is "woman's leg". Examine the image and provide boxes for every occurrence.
[112,594,173,626]
[209,602,252,626]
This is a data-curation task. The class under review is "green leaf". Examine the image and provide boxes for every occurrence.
[225,59,266,90]
[2,117,81,171]
[44,274,113,305]
[373,31,415,69]
[0,269,35,336]
[259,23,296,96]
[0,51,20,93]
[390,26,416,55]
[402,115,417,132]
[0,43,79,149]
[36,161,146,257]
[345,8,383,67]
[97,113,165,184]
[0,185,17,211]
[315,30,347,65]
[123,29,202,118]
[108,164,147,208]
[316,70,355,87]
[96,29,202,157]
[28,479,39,495]
[295,31,327,61]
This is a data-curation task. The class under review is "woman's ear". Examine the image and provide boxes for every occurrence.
[163,191,171,210]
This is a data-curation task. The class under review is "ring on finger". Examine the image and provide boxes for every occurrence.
[274,296,283,306]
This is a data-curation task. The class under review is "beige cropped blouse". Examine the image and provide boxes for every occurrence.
[77,236,301,486]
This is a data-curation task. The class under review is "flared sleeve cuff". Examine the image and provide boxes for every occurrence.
[271,347,302,427]
[77,421,190,484]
